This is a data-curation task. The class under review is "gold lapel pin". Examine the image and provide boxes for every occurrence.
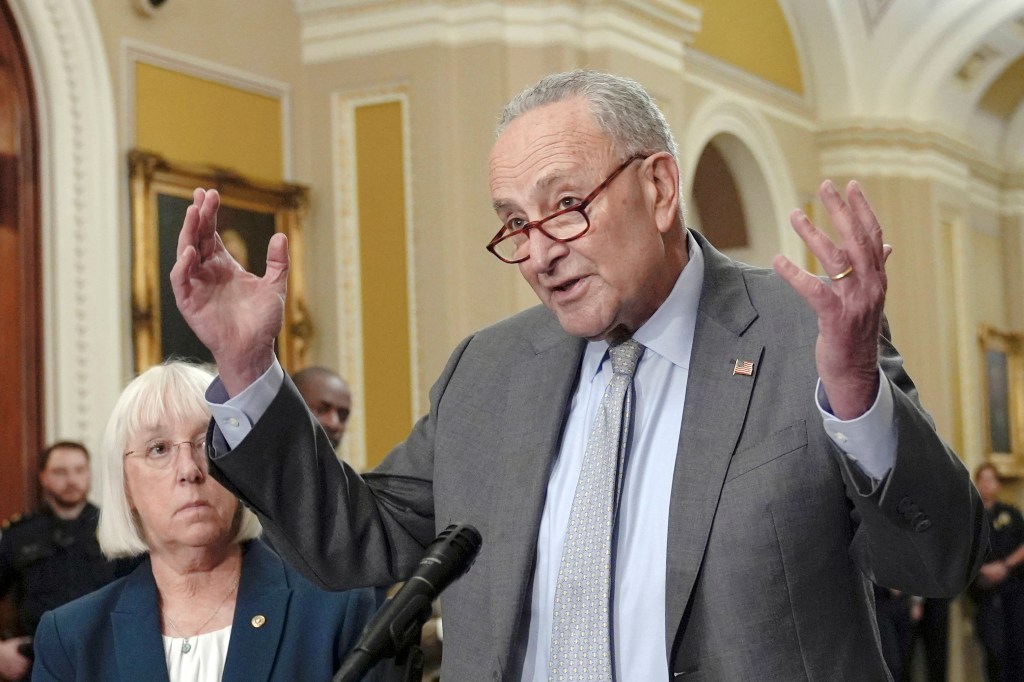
[251,614,266,628]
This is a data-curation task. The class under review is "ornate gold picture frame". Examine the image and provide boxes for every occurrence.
[979,325,1024,476]
[129,150,311,373]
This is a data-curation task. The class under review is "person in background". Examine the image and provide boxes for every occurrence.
[873,584,917,680]
[30,362,383,681]
[293,366,352,450]
[903,596,949,682]
[172,69,985,680]
[293,365,446,675]
[0,442,121,681]
[970,462,1024,682]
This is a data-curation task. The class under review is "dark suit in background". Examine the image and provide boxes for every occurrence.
[0,504,115,644]
[971,500,1024,681]
[906,597,950,682]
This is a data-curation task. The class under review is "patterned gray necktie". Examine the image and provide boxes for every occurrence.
[549,338,645,681]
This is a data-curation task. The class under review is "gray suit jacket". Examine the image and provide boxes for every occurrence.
[210,231,986,681]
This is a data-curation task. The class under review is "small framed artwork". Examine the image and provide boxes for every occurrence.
[128,149,312,373]
[979,326,1024,476]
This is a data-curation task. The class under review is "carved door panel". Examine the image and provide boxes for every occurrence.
[0,0,42,521]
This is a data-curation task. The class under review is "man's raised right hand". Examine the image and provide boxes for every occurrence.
[170,188,289,397]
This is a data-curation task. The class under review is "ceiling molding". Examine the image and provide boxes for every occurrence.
[293,0,700,73]
[857,0,895,33]
[1004,184,1024,217]
[818,123,1024,216]
[684,49,813,129]
[818,123,1005,182]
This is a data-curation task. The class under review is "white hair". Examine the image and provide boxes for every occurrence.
[96,361,261,558]
[496,69,683,223]
[497,69,679,161]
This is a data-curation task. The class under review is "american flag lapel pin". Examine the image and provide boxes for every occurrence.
[732,359,754,376]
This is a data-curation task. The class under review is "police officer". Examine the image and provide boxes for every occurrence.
[0,442,119,680]
[971,462,1024,681]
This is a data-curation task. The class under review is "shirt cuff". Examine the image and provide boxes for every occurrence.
[206,359,285,451]
[816,366,897,481]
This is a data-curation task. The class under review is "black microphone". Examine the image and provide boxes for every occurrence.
[333,522,482,682]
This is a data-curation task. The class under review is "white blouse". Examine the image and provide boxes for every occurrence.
[162,625,232,682]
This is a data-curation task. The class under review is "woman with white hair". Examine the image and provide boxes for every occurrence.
[31,361,383,681]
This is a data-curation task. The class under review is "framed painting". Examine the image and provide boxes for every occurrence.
[129,149,311,373]
[979,326,1024,476]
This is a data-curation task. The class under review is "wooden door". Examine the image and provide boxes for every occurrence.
[0,0,42,520]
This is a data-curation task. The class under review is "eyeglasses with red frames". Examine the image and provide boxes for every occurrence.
[485,154,649,264]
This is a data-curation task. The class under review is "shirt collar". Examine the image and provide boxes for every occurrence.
[581,230,704,379]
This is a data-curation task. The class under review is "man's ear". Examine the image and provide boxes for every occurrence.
[644,152,681,234]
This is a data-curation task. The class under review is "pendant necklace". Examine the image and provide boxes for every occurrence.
[163,578,239,654]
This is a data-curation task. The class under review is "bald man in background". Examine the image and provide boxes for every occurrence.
[293,367,352,450]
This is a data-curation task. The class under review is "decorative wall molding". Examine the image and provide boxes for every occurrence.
[1003,103,1024,168]
[875,0,1024,124]
[7,0,124,449]
[330,85,419,471]
[295,0,700,74]
[1005,183,1024,218]
[684,48,811,123]
[121,39,295,180]
[817,123,1013,191]
[684,49,811,119]
[820,143,971,187]
[858,0,895,33]
[817,123,1024,220]
[815,134,1015,216]
[681,93,802,263]
[969,177,1006,227]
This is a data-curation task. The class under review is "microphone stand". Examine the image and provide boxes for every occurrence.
[390,619,427,682]
[333,598,432,682]
[334,522,481,681]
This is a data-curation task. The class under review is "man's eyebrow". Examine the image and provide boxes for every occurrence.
[491,170,573,213]
[535,170,570,193]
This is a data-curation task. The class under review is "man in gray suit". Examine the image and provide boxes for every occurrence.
[171,70,986,680]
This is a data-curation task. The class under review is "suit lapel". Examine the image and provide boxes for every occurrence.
[488,317,585,671]
[664,232,762,657]
[223,542,291,682]
[111,559,171,682]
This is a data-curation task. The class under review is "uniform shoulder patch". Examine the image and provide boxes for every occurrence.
[1,513,27,530]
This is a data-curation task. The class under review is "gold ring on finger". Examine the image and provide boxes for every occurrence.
[830,265,854,281]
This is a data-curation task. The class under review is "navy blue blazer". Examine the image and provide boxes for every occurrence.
[31,539,383,681]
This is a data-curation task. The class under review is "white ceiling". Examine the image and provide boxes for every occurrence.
[783,0,1024,169]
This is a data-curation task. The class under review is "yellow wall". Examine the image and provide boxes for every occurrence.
[135,63,283,182]
[355,101,413,466]
[688,0,803,94]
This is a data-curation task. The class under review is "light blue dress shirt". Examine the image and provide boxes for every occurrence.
[207,233,897,680]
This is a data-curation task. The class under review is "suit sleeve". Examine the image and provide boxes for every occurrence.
[207,336,475,592]
[30,610,73,682]
[839,330,987,597]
